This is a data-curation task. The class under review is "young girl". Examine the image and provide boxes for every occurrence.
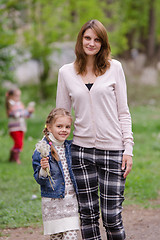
[6,88,34,164]
[32,108,80,240]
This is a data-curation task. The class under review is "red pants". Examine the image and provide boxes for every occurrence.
[10,131,24,151]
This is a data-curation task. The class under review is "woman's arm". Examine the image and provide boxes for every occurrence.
[115,62,134,157]
[115,62,134,177]
[56,68,72,112]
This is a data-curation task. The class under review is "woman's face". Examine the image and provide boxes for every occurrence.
[82,28,101,56]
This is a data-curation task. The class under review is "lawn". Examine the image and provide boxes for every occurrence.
[0,85,160,230]
[125,105,160,205]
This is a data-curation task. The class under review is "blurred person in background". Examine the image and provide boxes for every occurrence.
[5,88,35,164]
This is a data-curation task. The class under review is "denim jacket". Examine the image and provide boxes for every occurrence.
[32,138,78,198]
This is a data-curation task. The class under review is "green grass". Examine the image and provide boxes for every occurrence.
[0,85,160,229]
[0,136,42,229]
[125,105,160,206]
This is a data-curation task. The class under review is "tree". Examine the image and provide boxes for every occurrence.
[1,0,160,97]
[0,0,18,85]
[147,0,156,58]
[19,0,69,98]
[114,0,160,60]
[17,0,108,98]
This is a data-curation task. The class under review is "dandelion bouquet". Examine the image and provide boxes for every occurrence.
[36,140,55,190]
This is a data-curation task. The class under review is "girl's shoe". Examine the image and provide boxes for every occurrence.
[9,149,21,164]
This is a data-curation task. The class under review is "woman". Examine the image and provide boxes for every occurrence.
[56,19,134,240]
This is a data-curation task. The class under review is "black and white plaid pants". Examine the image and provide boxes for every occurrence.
[71,144,126,240]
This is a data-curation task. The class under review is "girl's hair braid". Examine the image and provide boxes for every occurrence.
[43,108,72,161]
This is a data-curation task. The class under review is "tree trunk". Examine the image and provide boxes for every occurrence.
[39,57,50,99]
[147,0,155,59]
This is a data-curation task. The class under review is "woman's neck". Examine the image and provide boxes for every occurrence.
[86,55,95,69]
[81,56,97,84]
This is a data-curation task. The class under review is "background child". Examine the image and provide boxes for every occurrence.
[32,108,80,240]
[6,88,35,164]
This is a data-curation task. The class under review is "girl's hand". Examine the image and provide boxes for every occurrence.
[27,106,34,113]
[27,102,35,113]
[122,154,133,178]
[40,157,49,170]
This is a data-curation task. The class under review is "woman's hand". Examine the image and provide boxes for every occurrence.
[40,157,49,170]
[122,154,133,178]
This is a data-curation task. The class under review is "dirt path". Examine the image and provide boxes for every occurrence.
[0,205,160,240]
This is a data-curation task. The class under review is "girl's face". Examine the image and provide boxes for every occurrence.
[12,90,21,102]
[47,116,72,142]
[82,28,101,56]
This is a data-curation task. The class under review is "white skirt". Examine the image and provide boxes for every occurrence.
[42,188,80,235]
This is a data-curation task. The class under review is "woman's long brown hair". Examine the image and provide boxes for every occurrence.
[74,19,111,76]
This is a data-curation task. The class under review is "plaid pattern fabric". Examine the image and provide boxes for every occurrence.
[71,144,126,240]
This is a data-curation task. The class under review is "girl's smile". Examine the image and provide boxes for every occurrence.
[47,116,72,142]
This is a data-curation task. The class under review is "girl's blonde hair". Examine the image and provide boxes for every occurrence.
[43,108,72,161]
[74,19,111,76]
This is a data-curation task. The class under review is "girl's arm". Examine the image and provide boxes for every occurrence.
[8,101,33,119]
[9,109,31,118]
